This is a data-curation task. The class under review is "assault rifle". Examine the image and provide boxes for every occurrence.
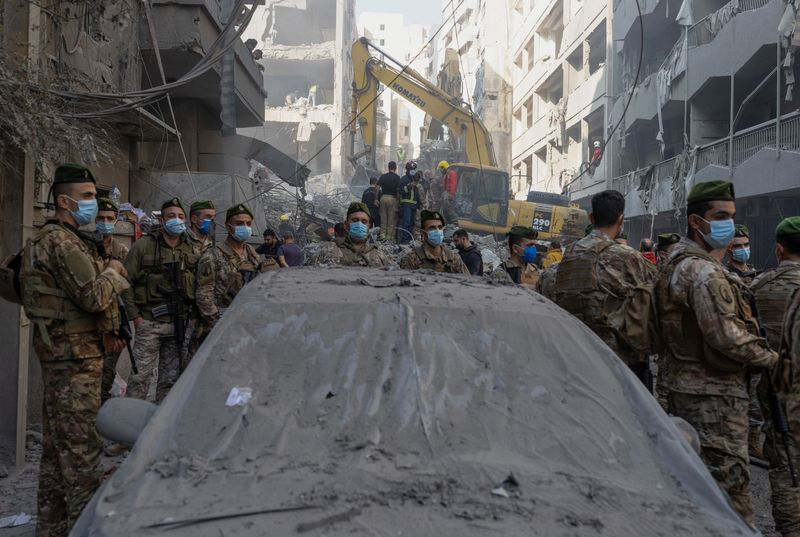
[153,261,187,350]
[749,293,798,487]
[116,296,138,375]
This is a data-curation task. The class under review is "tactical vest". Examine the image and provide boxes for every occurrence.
[132,234,198,319]
[554,238,617,346]
[412,245,461,273]
[340,242,380,267]
[21,223,102,349]
[400,182,419,205]
[220,243,260,307]
[752,263,800,350]
[656,247,757,373]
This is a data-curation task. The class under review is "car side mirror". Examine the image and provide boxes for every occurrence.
[96,398,158,447]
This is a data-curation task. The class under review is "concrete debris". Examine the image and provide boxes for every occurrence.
[0,464,8,478]
[261,42,335,61]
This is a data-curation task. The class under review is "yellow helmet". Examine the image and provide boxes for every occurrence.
[279,214,290,221]
[438,160,449,171]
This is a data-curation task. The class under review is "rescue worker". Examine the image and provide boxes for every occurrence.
[399,210,469,274]
[20,163,129,537]
[452,228,483,276]
[361,177,381,228]
[123,197,198,403]
[588,140,603,173]
[543,241,563,268]
[377,161,401,242]
[186,200,216,255]
[554,190,656,381]
[728,224,758,284]
[399,161,421,244]
[656,180,777,524]
[438,160,459,223]
[95,197,130,403]
[493,226,541,287]
[196,204,265,336]
[310,202,391,267]
[752,216,800,537]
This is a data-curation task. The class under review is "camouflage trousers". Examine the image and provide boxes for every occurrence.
[100,350,122,404]
[764,420,800,536]
[38,357,103,537]
[748,373,765,452]
[669,392,753,524]
[127,319,180,403]
[654,354,670,412]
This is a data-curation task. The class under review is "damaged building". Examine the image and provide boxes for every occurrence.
[241,0,357,183]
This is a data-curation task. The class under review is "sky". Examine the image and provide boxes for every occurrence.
[356,0,442,27]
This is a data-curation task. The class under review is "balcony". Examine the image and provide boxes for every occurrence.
[139,0,266,127]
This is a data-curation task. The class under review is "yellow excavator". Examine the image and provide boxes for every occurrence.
[349,37,588,240]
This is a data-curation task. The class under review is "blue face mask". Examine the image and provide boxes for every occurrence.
[164,218,186,236]
[199,219,213,236]
[232,225,252,242]
[732,247,750,263]
[67,197,98,226]
[96,221,115,235]
[521,245,538,264]
[349,221,369,240]
[410,170,417,177]
[699,217,735,249]
[426,229,444,246]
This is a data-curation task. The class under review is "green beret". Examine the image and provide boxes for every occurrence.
[190,200,215,214]
[161,197,185,212]
[346,202,371,218]
[657,232,681,249]
[226,203,254,222]
[687,180,735,205]
[734,224,749,238]
[584,224,594,237]
[54,163,95,184]
[776,216,800,238]
[508,225,538,240]
[420,210,445,225]
[97,197,118,213]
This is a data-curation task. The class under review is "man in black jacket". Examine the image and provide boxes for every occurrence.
[361,177,381,228]
[452,228,483,276]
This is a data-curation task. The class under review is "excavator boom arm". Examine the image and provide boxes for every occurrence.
[351,38,497,168]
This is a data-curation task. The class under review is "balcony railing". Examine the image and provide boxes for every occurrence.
[607,112,800,196]
[688,0,772,47]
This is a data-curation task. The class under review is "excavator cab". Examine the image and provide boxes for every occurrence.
[450,164,510,234]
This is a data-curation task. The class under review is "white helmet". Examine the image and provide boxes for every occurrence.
[593,141,601,148]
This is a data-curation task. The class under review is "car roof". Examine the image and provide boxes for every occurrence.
[75,268,755,536]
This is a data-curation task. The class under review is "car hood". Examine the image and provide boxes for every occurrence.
[73,268,758,536]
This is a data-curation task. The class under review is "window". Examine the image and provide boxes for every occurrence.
[380,39,385,46]
[403,126,410,137]
[380,24,385,31]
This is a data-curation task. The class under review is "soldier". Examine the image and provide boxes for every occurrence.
[784,287,800,447]
[656,232,681,264]
[656,180,777,524]
[492,226,541,287]
[95,198,130,403]
[399,210,469,274]
[123,197,198,403]
[554,190,656,382]
[727,224,758,284]
[186,200,216,255]
[752,216,800,537]
[20,163,130,537]
[309,202,391,267]
[196,204,265,336]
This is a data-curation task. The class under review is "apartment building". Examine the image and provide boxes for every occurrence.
[358,12,434,165]
[436,0,513,173]
[603,0,800,267]
[241,0,357,181]
[510,0,612,199]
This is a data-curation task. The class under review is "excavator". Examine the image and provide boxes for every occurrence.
[349,37,588,240]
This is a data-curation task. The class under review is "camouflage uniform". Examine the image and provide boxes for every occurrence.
[186,227,214,255]
[728,261,758,286]
[492,258,541,287]
[100,237,129,404]
[309,237,392,267]
[20,220,129,537]
[196,240,262,337]
[657,237,777,524]
[753,261,800,536]
[123,232,197,403]
[535,262,558,299]
[399,243,469,274]
[783,289,800,446]
[554,229,657,371]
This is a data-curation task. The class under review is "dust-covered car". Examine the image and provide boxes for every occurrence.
[73,268,758,536]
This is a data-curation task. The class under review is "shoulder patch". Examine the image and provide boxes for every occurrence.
[706,276,736,315]
[60,241,98,288]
